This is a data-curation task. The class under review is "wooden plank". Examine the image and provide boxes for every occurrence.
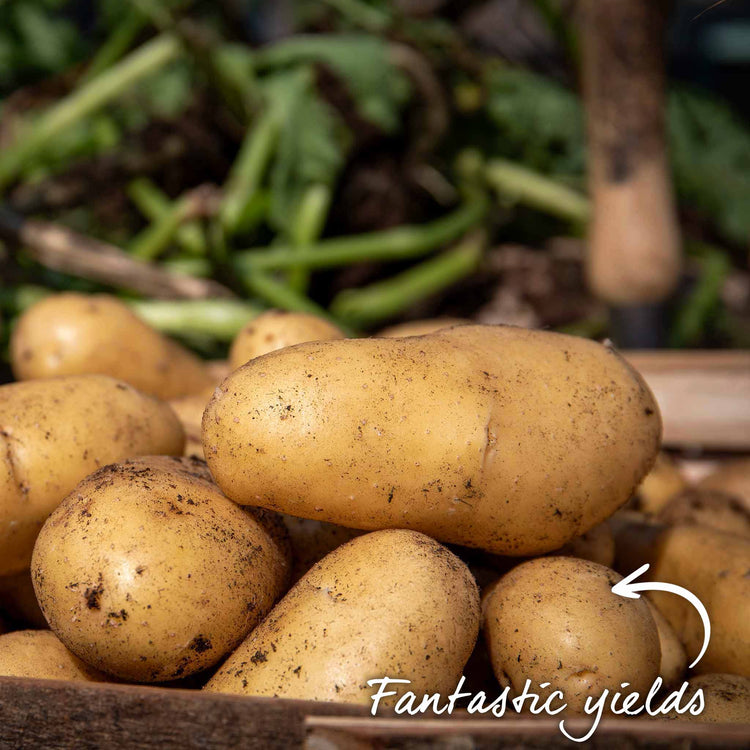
[624,351,750,450]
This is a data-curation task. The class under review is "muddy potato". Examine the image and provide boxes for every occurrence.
[656,489,750,538]
[648,525,750,677]
[11,293,214,399]
[377,318,470,338]
[0,630,108,681]
[31,456,291,683]
[482,557,661,713]
[204,529,480,703]
[645,599,687,688]
[204,325,661,556]
[0,375,184,577]
[228,311,345,369]
[668,674,750,723]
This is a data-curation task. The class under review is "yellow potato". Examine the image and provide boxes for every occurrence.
[645,599,687,688]
[0,630,108,682]
[0,375,184,577]
[482,556,660,713]
[204,529,480,704]
[228,311,345,369]
[11,293,214,399]
[204,325,661,556]
[376,318,470,338]
[637,453,687,515]
[668,674,750,723]
[555,521,615,567]
[31,456,291,683]
[698,458,750,511]
[656,490,750,538]
[648,525,750,678]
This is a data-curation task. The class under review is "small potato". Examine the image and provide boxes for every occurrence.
[555,521,615,567]
[31,457,291,683]
[656,489,750,538]
[0,375,184,576]
[228,311,345,369]
[637,453,687,515]
[376,318,470,338]
[0,630,108,682]
[645,599,687,688]
[648,525,750,677]
[11,293,214,399]
[668,674,750,723]
[482,557,661,713]
[698,458,750,511]
[204,529,480,704]
[204,326,661,556]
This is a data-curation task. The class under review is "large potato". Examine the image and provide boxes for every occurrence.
[204,325,661,555]
[228,311,345,370]
[0,630,108,682]
[11,293,214,399]
[482,556,661,713]
[648,525,750,677]
[0,375,184,576]
[204,529,480,703]
[31,456,291,683]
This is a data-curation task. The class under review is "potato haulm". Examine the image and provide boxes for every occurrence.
[203,325,661,556]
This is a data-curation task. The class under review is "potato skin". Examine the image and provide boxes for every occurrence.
[0,630,108,681]
[668,674,750,723]
[656,489,750,538]
[648,525,750,678]
[697,458,750,511]
[11,293,213,399]
[228,311,345,370]
[482,557,661,713]
[204,325,661,555]
[204,529,480,704]
[0,375,184,577]
[31,456,291,683]
[645,599,687,688]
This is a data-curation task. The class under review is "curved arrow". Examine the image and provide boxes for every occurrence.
[611,563,710,669]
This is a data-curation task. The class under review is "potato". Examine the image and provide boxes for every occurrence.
[169,388,215,459]
[376,318,470,338]
[645,599,687,688]
[11,293,214,399]
[204,529,480,704]
[0,571,47,629]
[31,456,291,683]
[555,521,615,567]
[637,453,687,515]
[697,458,750,511]
[668,674,750,723]
[0,630,108,682]
[648,525,750,677]
[281,516,363,583]
[204,325,661,556]
[0,375,184,577]
[482,556,661,713]
[656,489,750,538]
[228,311,345,370]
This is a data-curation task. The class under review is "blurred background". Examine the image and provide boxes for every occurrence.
[0,0,748,361]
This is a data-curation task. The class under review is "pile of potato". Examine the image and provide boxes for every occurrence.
[1,293,748,725]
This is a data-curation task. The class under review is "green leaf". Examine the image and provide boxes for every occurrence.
[256,34,410,132]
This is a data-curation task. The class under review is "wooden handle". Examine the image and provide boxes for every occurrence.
[624,351,750,449]
[582,0,682,306]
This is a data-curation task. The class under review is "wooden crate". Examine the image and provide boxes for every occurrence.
[1,677,749,749]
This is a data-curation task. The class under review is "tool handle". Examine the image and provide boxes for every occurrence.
[582,0,682,306]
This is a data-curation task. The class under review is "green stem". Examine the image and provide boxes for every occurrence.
[287,183,332,293]
[234,197,488,273]
[161,256,212,277]
[320,0,392,30]
[484,159,590,225]
[330,231,485,326]
[128,179,206,256]
[128,191,196,261]
[82,10,148,82]
[241,272,353,334]
[128,298,261,340]
[0,34,181,192]
[220,108,280,236]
